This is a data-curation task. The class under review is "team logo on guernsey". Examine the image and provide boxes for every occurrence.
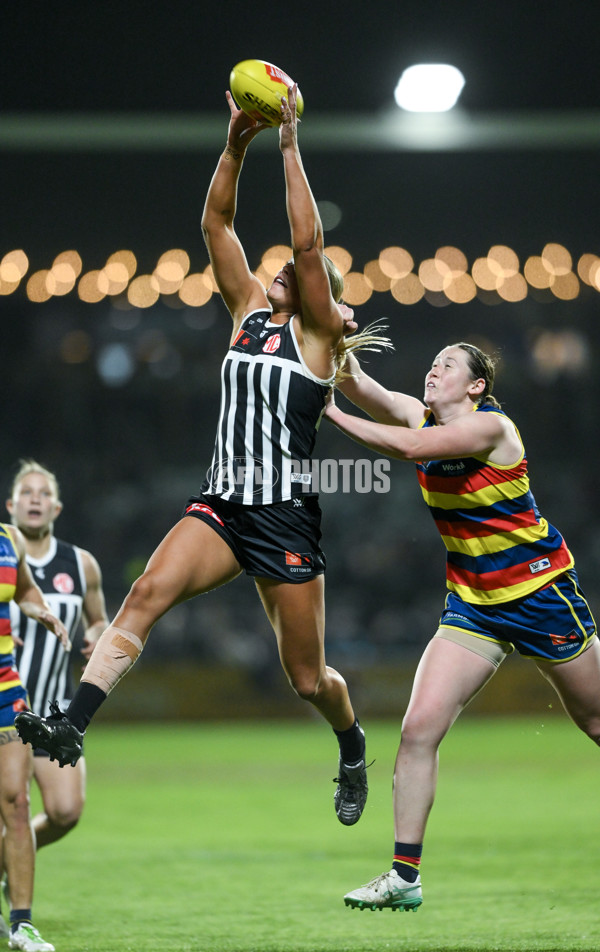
[232,325,259,348]
[529,557,551,574]
[53,573,74,594]
[262,334,281,354]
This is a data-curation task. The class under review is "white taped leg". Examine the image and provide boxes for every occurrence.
[81,626,144,695]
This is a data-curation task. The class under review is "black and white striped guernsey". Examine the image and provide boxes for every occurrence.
[10,537,86,716]
[201,310,334,505]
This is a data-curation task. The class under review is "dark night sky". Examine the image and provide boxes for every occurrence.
[4,1,600,113]
[3,1,600,266]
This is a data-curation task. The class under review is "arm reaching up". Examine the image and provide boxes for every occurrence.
[279,86,343,349]
[201,92,270,326]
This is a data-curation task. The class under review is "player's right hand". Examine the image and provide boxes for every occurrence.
[225,90,269,152]
[39,610,72,652]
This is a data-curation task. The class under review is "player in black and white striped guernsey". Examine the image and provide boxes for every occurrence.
[203,306,331,506]
[15,84,375,827]
[11,540,85,720]
[6,461,108,853]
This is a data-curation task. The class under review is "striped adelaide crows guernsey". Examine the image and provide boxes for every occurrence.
[11,537,86,715]
[0,524,25,704]
[202,309,334,505]
[416,405,574,604]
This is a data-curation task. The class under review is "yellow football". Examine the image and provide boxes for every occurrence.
[229,59,304,126]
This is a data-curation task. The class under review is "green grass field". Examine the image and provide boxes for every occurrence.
[27,717,600,952]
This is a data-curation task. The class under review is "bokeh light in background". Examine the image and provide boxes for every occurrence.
[96,342,136,386]
[46,250,82,295]
[0,250,29,295]
[530,328,590,380]
[7,241,598,310]
[316,199,342,230]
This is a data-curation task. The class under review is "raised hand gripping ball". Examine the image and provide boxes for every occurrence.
[229,59,304,126]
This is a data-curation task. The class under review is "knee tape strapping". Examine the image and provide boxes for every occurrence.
[81,626,144,695]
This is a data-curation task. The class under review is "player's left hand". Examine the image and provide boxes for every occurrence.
[339,303,358,336]
[279,84,299,151]
[225,90,269,152]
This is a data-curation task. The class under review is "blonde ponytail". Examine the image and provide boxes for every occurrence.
[334,320,394,387]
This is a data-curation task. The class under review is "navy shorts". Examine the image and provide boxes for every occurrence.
[439,569,597,663]
[0,689,28,738]
[183,493,326,583]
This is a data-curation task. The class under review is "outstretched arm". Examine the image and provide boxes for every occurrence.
[338,352,427,428]
[325,399,505,462]
[279,86,341,343]
[201,92,270,326]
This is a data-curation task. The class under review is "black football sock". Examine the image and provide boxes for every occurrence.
[10,910,32,932]
[393,842,422,883]
[66,683,108,732]
[334,719,365,764]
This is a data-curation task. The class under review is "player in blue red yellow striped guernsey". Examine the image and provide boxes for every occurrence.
[326,342,597,912]
[0,522,69,951]
[416,403,574,604]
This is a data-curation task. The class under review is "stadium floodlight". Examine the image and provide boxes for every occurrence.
[394,64,466,112]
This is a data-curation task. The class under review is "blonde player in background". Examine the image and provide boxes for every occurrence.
[5,461,108,855]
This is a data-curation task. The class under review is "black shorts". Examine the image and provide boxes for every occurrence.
[183,493,326,583]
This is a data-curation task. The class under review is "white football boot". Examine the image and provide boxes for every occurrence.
[344,868,422,911]
[8,923,55,951]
